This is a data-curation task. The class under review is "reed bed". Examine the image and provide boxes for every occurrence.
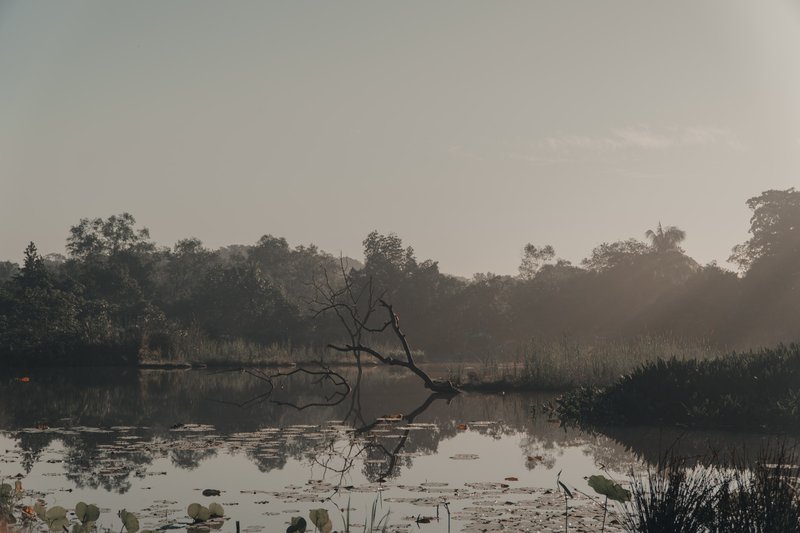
[456,335,724,390]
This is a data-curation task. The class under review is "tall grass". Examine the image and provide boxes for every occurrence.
[139,326,425,367]
[623,459,718,532]
[456,335,723,390]
[622,446,800,532]
[340,497,390,533]
[139,326,331,366]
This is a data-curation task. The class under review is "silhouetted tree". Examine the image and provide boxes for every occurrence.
[518,244,555,280]
[729,188,800,271]
[581,239,650,272]
[0,261,19,284]
[645,222,686,253]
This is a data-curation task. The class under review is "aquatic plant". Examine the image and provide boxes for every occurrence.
[45,506,70,532]
[556,470,573,533]
[336,497,389,533]
[286,516,307,533]
[118,509,140,533]
[587,474,631,532]
[620,446,800,532]
[309,508,333,533]
[0,483,16,525]
[187,503,211,522]
[623,462,717,533]
[73,502,101,533]
[185,501,224,522]
[208,502,224,518]
[708,446,800,532]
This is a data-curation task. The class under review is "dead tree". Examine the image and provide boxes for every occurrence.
[311,259,459,394]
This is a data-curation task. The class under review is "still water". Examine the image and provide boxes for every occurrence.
[0,367,780,532]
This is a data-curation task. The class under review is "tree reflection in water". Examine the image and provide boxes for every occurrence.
[1,366,786,497]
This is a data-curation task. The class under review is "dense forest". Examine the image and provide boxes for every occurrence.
[1,188,799,366]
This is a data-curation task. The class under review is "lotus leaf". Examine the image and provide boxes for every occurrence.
[588,475,631,503]
[308,509,331,533]
[34,501,47,521]
[208,503,224,518]
[119,509,139,533]
[286,517,306,533]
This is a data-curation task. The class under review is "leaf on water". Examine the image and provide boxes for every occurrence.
[286,517,306,533]
[208,503,224,518]
[49,517,69,531]
[45,506,67,521]
[119,509,140,533]
[308,509,332,533]
[34,501,47,521]
[587,475,631,503]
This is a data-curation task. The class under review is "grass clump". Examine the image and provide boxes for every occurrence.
[555,344,800,431]
[622,446,800,532]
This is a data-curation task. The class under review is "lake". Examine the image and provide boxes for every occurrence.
[0,367,784,532]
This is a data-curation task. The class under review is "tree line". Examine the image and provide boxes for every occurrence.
[1,188,799,366]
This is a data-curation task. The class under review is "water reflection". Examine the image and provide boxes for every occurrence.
[3,367,796,531]
[4,369,795,479]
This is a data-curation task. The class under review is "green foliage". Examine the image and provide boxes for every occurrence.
[207,502,223,518]
[309,508,333,533]
[286,516,307,533]
[730,187,800,270]
[622,447,800,532]
[187,503,211,522]
[338,498,389,533]
[555,344,800,430]
[588,475,631,503]
[45,506,69,531]
[75,502,100,524]
[34,501,46,521]
[118,509,139,533]
[645,222,686,253]
[66,213,154,260]
[518,244,556,280]
[623,461,716,533]
[0,483,15,524]
[3,189,800,367]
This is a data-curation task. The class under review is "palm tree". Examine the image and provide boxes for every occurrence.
[645,222,686,253]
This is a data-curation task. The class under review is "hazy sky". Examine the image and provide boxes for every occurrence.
[2,1,799,276]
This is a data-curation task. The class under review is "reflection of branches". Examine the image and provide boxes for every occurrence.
[313,391,456,486]
[361,392,455,481]
[207,367,350,410]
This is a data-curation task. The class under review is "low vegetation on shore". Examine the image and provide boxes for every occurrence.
[553,344,800,431]
[454,335,723,391]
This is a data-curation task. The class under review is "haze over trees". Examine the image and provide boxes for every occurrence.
[1,188,799,366]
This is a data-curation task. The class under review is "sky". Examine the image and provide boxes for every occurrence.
[1,1,799,277]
